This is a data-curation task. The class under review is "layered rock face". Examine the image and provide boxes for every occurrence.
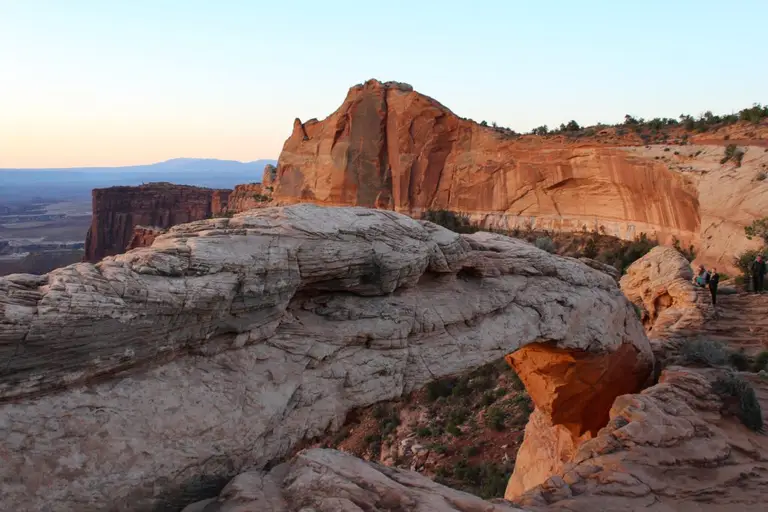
[620,246,713,337]
[84,183,230,261]
[271,79,768,274]
[273,79,699,246]
[0,205,650,511]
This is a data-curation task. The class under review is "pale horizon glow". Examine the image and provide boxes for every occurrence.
[2,0,767,168]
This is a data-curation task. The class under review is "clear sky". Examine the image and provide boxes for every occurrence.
[2,0,767,168]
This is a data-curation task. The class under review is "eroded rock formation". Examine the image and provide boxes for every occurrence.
[620,246,713,337]
[183,448,525,512]
[0,205,650,511]
[84,182,230,261]
[510,368,768,511]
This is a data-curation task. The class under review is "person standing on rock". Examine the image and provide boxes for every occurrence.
[751,255,766,293]
[708,267,720,305]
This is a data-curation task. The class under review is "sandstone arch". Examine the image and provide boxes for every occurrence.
[0,205,652,511]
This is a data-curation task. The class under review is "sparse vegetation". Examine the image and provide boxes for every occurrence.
[672,236,696,262]
[712,373,763,432]
[754,351,768,373]
[252,193,271,202]
[423,210,477,234]
[534,236,556,253]
[485,407,508,431]
[756,172,766,181]
[527,103,766,141]
[744,218,768,245]
[720,144,745,167]
[679,339,730,367]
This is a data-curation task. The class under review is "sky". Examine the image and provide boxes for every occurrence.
[1,0,767,168]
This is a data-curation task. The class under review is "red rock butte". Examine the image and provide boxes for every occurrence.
[271,79,768,273]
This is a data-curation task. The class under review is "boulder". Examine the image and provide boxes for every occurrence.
[620,246,714,336]
[0,205,651,511]
[182,448,525,512]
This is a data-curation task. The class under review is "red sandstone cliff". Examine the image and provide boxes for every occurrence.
[271,79,768,273]
[84,183,229,262]
[273,80,700,243]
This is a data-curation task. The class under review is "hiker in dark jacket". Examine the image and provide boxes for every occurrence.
[752,256,767,292]
[709,268,720,305]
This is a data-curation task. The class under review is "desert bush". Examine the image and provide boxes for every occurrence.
[721,144,739,164]
[423,210,477,234]
[485,407,507,431]
[478,462,513,499]
[416,426,432,437]
[426,378,456,401]
[583,237,598,259]
[565,120,581,132]
[672,236,696,262]
[679,339,730,367]
[756,172,766,181]
[734,248,768,279]
[739,103,768,124]
[729,349,752,372]
[712,373,763,431]
[445,423,462,437]
[534,236,556,253]
[531,125,549,135]
[448,406,471,425]
[754,351,768,372]
[744,218,768,245]
[252,193,270,202]
[480,390,500,407]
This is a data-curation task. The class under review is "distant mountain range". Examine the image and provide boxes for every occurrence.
[0,158,278,202]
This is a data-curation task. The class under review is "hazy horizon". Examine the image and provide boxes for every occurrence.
[2,0,767,168]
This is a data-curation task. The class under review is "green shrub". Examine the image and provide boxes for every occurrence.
[445,423,462,436]
[430,443,448,454]
[426,378,455,401]
[416,426,433,437]
[478,462,513,499]
[252,193,271,202]
[534,236,556,253]
[729,349,752,372]
[744,219,768,245]
[721,144,739,164]
[757,172,766,181]
[423,210,477,234]
[672,236,696,262]
[448,407,470,425]
[583,237,598,259]
[753,351,768,372]
[485,407,507,431]
[712,373,763,431]
[734,248,768,279]
[679,339,729,367]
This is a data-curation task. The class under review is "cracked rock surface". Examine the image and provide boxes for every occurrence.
[0,205,650,511]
